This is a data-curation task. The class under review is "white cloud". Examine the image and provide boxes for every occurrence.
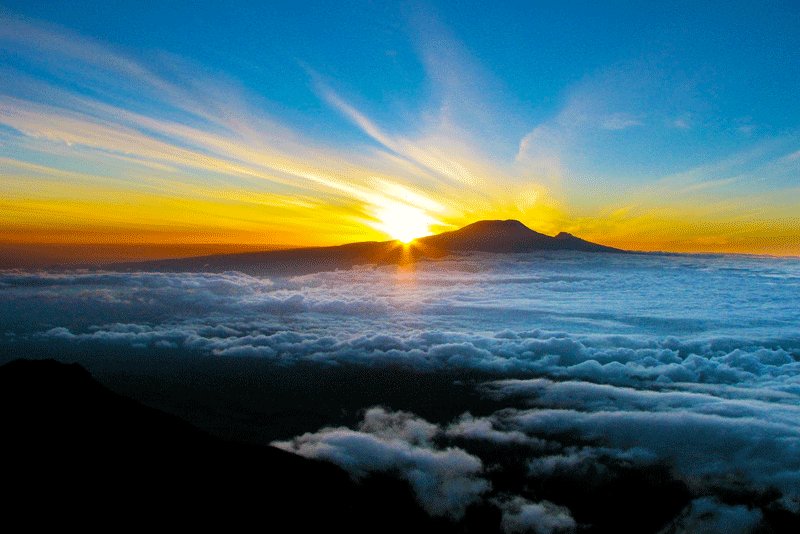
[446,413,545,448]
[663,497,763,534]
[784,149,800,161]
[600,113,643,131]
[672,116,691,130]
[272,407,489,518]
[497,496,576,534]
[494,404,800,505]
[272,407,582,527]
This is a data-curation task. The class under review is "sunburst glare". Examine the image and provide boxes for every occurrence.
[371,202,438,243]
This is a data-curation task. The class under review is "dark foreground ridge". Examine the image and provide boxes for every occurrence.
[0,359,455,532]
[116,219,623,275]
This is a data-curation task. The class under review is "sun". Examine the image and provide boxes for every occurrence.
[373,203,436,243]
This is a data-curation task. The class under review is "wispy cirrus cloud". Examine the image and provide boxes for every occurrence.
[600,113,643,131]
[0,13,564,246]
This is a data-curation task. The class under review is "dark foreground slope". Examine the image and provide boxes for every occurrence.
[0,359,454,532]
[117,219,623,275]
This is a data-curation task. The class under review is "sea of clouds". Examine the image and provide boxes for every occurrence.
[2,251,799,531]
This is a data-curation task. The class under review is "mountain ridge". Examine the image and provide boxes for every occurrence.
[114,219,623,275]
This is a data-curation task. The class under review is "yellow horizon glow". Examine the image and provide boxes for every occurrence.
[2,171,799,257]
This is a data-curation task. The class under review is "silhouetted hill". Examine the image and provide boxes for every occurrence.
[0,359,457,532]
[417,219,555,252]
[417,220,622,253]
[117,239,444,276]
[553,231,623,253]
[115,219,622,275]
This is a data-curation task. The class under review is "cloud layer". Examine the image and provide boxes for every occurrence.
[3,252,797,378]
[2,251,799,530]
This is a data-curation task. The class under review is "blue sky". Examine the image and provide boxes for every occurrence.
[1,1,798,253]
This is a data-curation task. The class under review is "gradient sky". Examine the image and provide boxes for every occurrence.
[1,1,798,255]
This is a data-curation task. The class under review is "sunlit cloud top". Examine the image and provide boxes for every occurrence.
[1,2,798,255]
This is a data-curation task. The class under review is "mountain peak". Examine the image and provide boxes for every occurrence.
[418,218,550,252]
[463,219,530,229]
[416,220,624,254]
[435,219,541,236]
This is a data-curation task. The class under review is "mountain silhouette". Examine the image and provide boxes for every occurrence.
[417,219,620,253]
[116,219,622,275]
[0,359,459,532]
